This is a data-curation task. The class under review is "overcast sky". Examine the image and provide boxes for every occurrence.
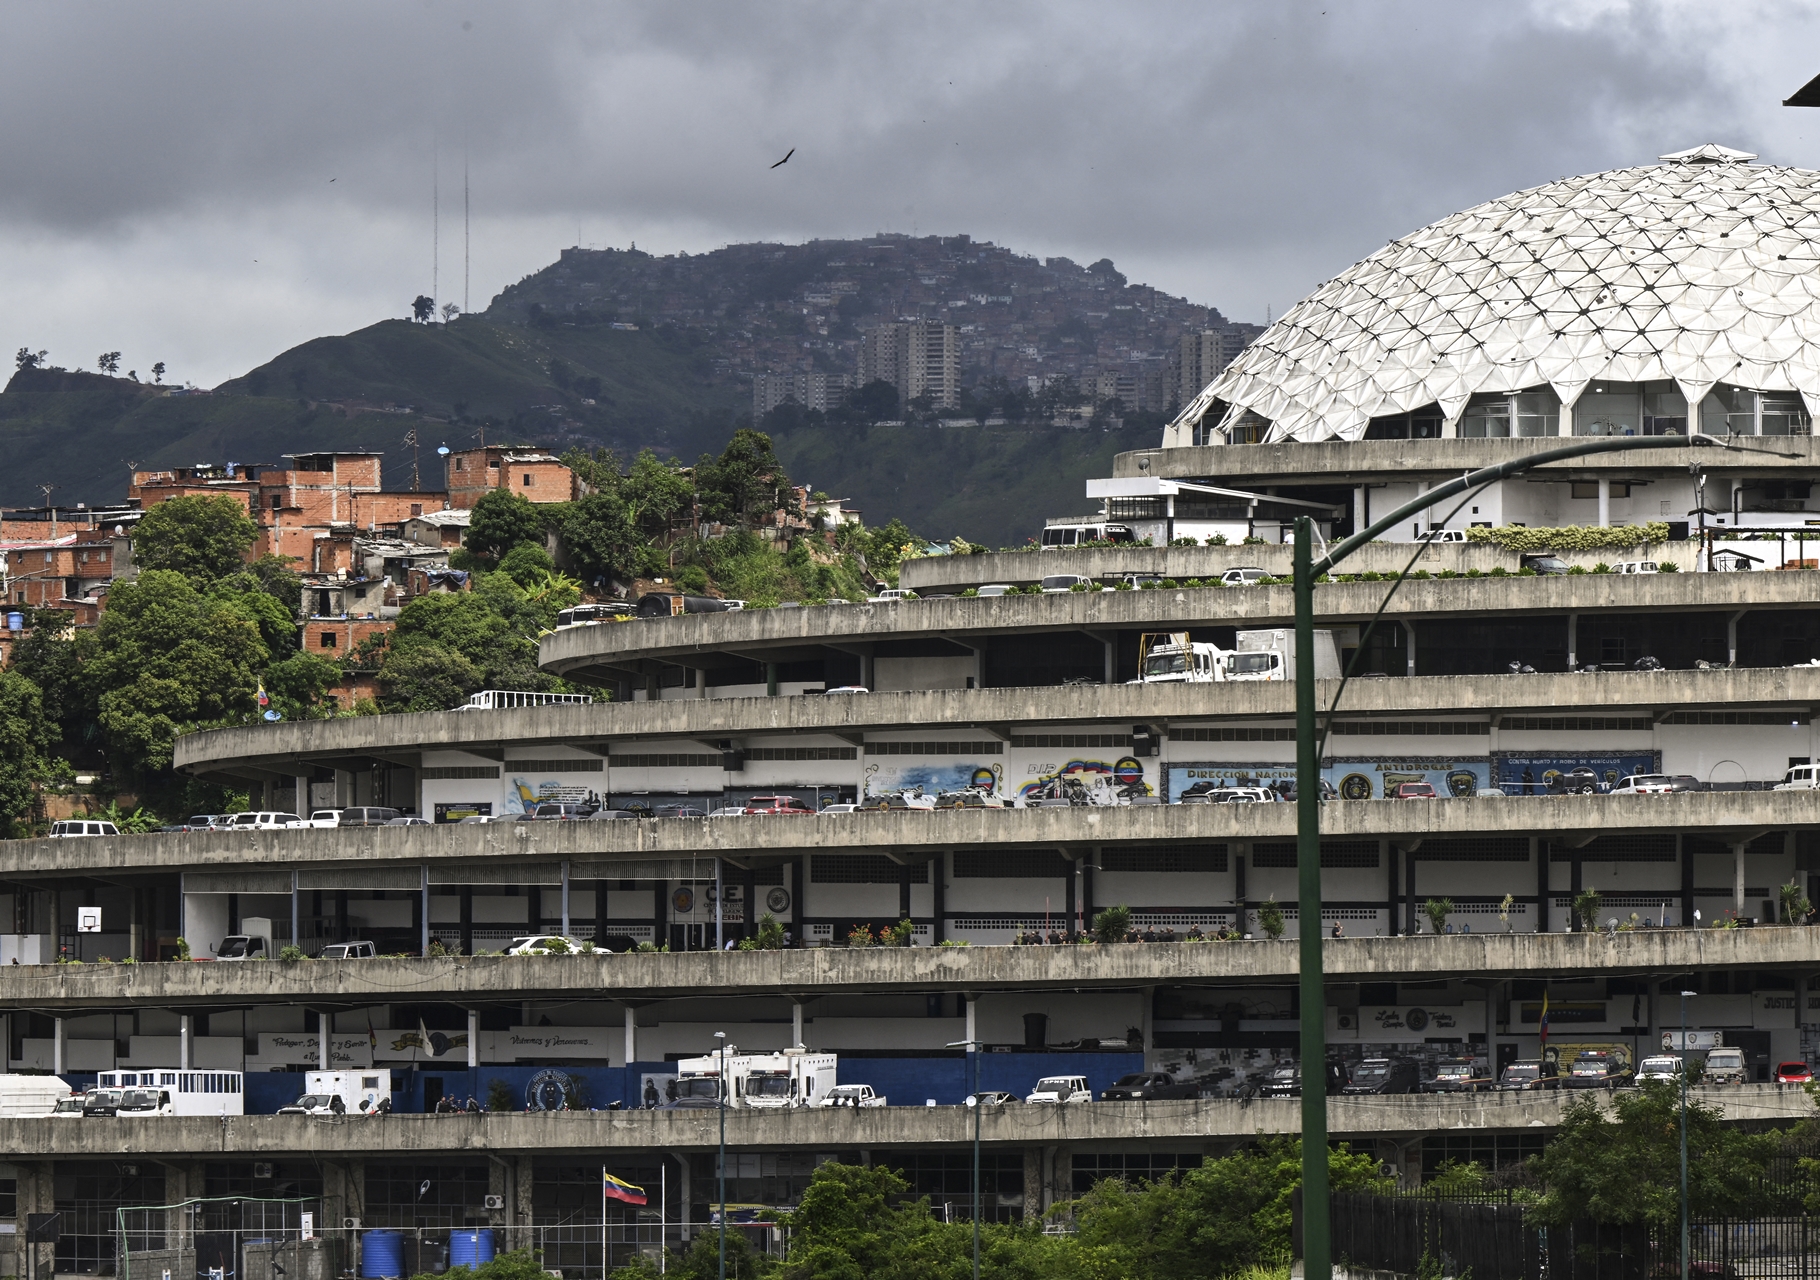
[4,0,1820,388]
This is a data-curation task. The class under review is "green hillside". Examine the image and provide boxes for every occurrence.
[771,419,1153,547]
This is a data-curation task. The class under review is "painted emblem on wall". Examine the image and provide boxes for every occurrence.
[525,1068,574,1112]
[672,887,695,913]
[766,887,792,913]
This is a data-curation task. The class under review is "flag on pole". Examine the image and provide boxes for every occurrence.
[1538,990,1550,1049]
[603,1172,647,1206]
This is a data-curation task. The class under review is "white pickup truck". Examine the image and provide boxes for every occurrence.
[815,1083,886,1108]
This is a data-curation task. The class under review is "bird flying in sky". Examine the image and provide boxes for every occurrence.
[770,148,794,169]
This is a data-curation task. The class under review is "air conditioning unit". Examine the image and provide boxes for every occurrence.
[483,1196,505,1211]
[253,1163,273,1180]
[1337,1013,1357,1031]
[342,1218,361,1231]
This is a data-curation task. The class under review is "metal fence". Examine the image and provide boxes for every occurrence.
[1312,1194,1820,1280]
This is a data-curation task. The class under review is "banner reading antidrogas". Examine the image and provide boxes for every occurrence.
[1321,757,1491,800]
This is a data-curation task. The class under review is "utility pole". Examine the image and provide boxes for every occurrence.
[1680,989,1695,1280]
[404,430,421,492]
[38,484,59,540]
[714,1031,727,1280]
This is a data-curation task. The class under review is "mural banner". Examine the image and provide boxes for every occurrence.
[1321,757,1490,800]
[1491,751,1661,795]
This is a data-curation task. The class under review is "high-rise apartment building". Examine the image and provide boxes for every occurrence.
[1175,329,1251,409]
[752,370,855,419]
[858,321,961,410]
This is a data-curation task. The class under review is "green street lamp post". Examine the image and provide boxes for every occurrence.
[1681,988,1696,1280]
[715,1030,727,1280]
[1293,434,1734,1280]
[948,1037,984,1280]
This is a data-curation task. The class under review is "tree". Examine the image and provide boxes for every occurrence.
[623,449,695,541]
[845,378,901,423]
[412,295,435,322]
[81,571,269,775]
[97,351,121,375]
[1423,896,1454,936]
[463,489,543,562]
[1532,1083,1779,1227]
[695,429,795,528]
[440,302,460,323]
[151,361,165,384]
[260,652,344,720]
[14,348,46,372]
[1093,904,1131,944]
[132,495,258,582]
[0,670,58,837]
[374,574,563,711]
[561,490,645,585]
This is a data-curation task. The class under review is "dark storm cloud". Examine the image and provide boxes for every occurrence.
[0,1,1807,384]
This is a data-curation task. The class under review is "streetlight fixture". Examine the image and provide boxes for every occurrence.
[1680,989,1696,1280]
[1293,433,1744,1280]
[714,1030,727,1280]
[946,1038,984,1280]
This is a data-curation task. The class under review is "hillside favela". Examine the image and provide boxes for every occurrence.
[12,10,1820,1280]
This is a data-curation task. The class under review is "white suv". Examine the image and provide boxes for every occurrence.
[1610,775,1675,795]
[48,820,119,838]
[307,810,343,829]
[1220,568,1269,586]
[227,812,306,830]
[1025,1075,1093,1104]
[868,588,918,603]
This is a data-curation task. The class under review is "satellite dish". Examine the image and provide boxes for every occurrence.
[436,446,451,456]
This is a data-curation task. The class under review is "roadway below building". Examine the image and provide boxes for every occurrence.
[6,929,1820,1010]
[5,792,1815,879]
[1114,437,1820,486]
[175,668,1820,780]
[536,572,1816,679]
[2,1085,1805,1156]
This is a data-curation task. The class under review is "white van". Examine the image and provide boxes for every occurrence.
[0,1075,73,1117]
[48,820,119,838]
[1775,765,1820,791]
[1614,560,1659,575]
[1026,1074,1092,1104]
[227,811,306,830]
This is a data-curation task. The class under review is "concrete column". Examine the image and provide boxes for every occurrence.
[965,999,976,1050]
[625,1006,638,1064]
[1597,479,1611,528]
[1022,1148,1042,1220]
[695,667,707,699]
[765,662,779,697]
[52,1017,63,1075]
[468,1009,478,1069]
[291,870,300,956]
[672,1152,692,1242]
[1566,613,1578,670]
[513,1157,534,1249]
[715,857,724,950]
[420,865,430,956]
[1531,837,1545,931]
[561,861,571,938]
[317,1013,329,1070]
[793,1001,805,1048]
[1402,620,1417,676]
[1733,841,1748,915]
[1141,986,1154,1054]
[180,1014,192,1070]
[1729,610,1745,666]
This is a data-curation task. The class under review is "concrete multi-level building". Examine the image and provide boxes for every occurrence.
[751,370,855,419]
[858,321,961,409]
[13,144,1820,1277]
[1174,329,1250,410]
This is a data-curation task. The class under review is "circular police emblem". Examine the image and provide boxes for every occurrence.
[526,1068,573,1112]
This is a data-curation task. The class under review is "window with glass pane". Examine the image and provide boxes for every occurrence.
[1460,398,1510,438]
[1640,383,1688,435]
[1703,385,1756,434]
[1577,382,1640,436]
[1761,397,1811,436]
[1514,392,1559,437]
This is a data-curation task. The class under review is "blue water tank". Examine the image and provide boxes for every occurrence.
[361,1231,405,1278]
[4,613,22,633]
[450,1230,496,1268]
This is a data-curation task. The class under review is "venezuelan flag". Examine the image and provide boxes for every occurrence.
[603,1173,647,1206]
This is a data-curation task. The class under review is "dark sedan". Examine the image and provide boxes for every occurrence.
[1100,1072,1199,1101]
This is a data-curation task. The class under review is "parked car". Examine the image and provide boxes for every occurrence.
[337,807,402,827]
[1703,1047,1747,1086]
[1040,575,1093,593]
[1778,1061,1814,1084]
[965,1091,1018,1107]
[1636,1056,1685,1083]
[48,820,119,838]
[1610,775,1675,795]
[306,810,343,829]
[1552,767,1603,795]
[816,1083,886,1108]
[1025,1075,1092,1104]
[868,589,918,603]
[1179,785,1277,805]
[215,934,269,961]
[524,801,599,821]
[505,935,587,955]
[183,814,233,831]
[1563,1052,1633,1090]
[1497,1060,1560,1091]
[975,585,1017,597]
[1614,560,1659,575]
[227,811,307,830]
[1258,1065,1305,1098]
[317,941,377,960]
[653,805,708,818]
[81,1087,127,1118]
[1428,1058,1494,1093]
[1665,775,1705,793]
[1100,1072,1197,1101]
[822,685,871,694]
[1422,528,1469,544]
[743,795,816,816]
[276,1092,346,1116]
[1393,782,1437,800]
[934,789,1010,809]
[50,1096,85,1118]
[1521,554,1571,575]
[1774,764,1820,791]
[588,808,641,820]
[1220,567,1269,586]
[385,816,432,826]
[1342,1059,1420,1095]
[706,806,752,818]
[817,803,862,815]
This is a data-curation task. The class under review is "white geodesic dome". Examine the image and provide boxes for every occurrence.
[1177,145,1820,444]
